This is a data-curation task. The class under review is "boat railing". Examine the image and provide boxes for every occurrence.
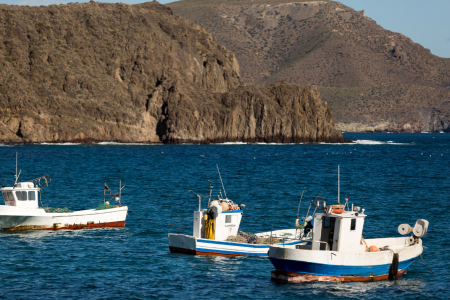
[311,240,330,251]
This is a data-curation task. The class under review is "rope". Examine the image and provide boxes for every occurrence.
[420,254,434,273]
[128,207,158,224]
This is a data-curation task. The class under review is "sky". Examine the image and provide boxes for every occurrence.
[2,0,449,58]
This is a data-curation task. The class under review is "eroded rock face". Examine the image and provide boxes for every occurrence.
[150,81,347,143]
[0,2,347,144]
[418,103,450,132]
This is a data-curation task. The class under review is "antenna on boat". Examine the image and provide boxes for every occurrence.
[296,187,306,220]
[216,165,227,200]
[14,152,21,186]
[208,180,213,206]
[337,165,340,204]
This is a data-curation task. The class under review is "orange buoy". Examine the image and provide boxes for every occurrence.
[367,245,379,252]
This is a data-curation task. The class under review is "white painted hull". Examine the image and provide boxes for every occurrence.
[269,237,423,282]
[0,205,128,231]
[169,229,308,256]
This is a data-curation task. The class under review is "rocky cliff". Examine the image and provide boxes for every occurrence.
[0,1,347,143]
[169,0,450,132]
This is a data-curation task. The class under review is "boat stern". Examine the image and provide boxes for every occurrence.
[168,233,197,255]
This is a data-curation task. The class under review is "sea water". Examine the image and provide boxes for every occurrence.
[0,133,448,299]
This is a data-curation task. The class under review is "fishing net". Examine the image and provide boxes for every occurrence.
[44,206,73,213]
[95,203,116,210]
[226,231,283,244]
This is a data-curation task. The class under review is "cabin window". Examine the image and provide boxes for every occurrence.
[323,217,331,228]
[16,191,27,201]
[225,215,233,223]
[350,219,356,231]
[3,192,14,201]
[28,191,36,201]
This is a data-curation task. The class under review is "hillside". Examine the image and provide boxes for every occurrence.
[0,1,347,144]
[169,0,450,132]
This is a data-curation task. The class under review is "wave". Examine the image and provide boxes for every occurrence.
[94,142,161,146]
[216,142,300,145]
[353,140,408,145]
[39,142,82,145]
[216,142,249,145]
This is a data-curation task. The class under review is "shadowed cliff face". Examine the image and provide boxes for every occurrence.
[149,81,347,143]
[0,1,347,144]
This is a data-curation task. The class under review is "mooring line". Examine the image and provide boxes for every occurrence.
[128,207,158,225]
[420,254,434,273]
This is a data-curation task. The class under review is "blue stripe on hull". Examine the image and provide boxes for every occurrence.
[269,257,417,277]
[197,248,268,256]
[198,239,307,248]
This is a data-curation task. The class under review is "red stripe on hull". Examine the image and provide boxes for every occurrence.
[271,270,407,283]
[2,221,126,231]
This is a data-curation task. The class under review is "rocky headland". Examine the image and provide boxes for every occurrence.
[0,1,347,144]
[169,0,450,132]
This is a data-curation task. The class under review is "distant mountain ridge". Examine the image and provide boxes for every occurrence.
[0,1,347,144]
[169,0,450,132]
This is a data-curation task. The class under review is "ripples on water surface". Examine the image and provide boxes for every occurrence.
[0,133,448,299]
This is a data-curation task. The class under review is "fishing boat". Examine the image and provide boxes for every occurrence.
[0,166,128,231]
[168,177,308,257]
[268,167,429,282]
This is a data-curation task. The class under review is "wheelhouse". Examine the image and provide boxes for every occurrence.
[311,210,366,252]
[1,182,40,208]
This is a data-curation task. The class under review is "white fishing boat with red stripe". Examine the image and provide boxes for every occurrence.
[0,159,128,231]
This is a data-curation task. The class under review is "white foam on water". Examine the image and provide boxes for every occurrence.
[353,140,408,145]
[319,140,409,145]
[40,142,82,145]
[216,142,248,145]
[94,142,161,146]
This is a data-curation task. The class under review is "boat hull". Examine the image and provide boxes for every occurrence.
[269,257,414,282]
[168,233,307,257]
[0,205,128,231]
[268,239,422,282]
[270,269,408,283]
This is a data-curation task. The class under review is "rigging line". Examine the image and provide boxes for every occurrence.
[128,207,158,224]
[216,164,227,199]
[420,254,434,273]
[296,187,306,220]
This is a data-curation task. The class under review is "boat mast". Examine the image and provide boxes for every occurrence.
[338,165,340,204]
[216,165,227,200]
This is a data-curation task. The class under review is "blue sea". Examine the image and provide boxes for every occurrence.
[0,133,448,299]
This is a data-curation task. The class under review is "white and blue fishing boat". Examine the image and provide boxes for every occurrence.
[169,176,307,256]
[269,195,429,282]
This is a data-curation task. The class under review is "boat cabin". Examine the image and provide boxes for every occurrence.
[311,210,366,252]
[1,182,40,209]
[193,208,243,241]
